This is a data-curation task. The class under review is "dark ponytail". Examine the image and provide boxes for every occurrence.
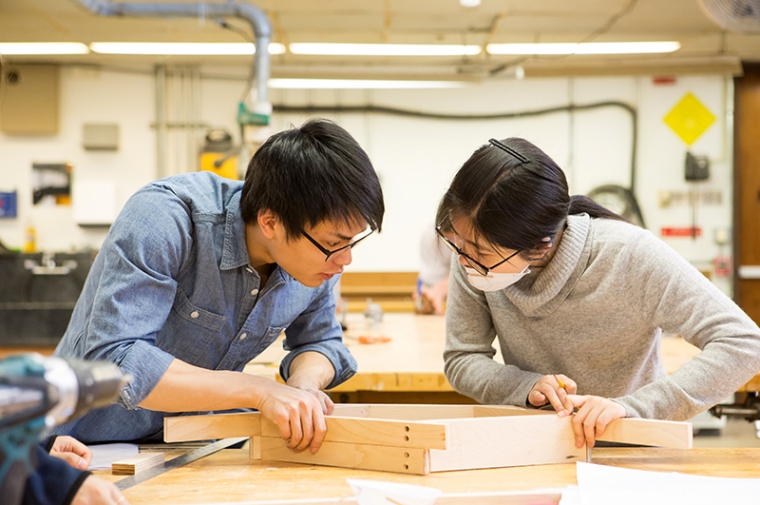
[569,195,629,222]
[437,137,625,257]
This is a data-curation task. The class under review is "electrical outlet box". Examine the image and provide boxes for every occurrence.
[83,123,119,151]
[685,152,710,181]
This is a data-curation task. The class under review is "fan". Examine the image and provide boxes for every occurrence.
[699,0,760,32]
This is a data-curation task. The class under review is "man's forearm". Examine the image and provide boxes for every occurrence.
[138,358,269,411]
[287,351,336,390]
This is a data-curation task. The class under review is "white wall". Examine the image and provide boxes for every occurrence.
[0,67,733,293]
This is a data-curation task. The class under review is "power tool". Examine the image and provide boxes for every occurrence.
[0,353,131,505]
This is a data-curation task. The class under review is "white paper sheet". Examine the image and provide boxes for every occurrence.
[347,479,441,505]
[575,461,760,505]
[87,443,139,470]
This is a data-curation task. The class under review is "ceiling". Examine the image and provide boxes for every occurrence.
[1,0,759,79]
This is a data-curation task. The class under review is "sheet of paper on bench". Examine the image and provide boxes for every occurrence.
[87,443,139,470]
[567,462,760,505]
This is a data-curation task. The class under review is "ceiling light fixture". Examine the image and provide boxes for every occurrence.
[0,42,90,55]
[268,78,468,89]
[89,42,286,55]
[288,43,481,56]
[460,0,482,6]
[486,41,681,55]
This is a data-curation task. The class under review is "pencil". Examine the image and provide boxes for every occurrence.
[554,375,566,390]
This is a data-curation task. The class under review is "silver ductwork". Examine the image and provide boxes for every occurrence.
[74,0,271,105]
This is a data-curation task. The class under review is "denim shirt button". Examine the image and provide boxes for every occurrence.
[239,333,247,340]
[246,267,253,273]
[250,289,259,296]
[190,310,199,319]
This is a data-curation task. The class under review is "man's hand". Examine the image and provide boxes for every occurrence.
[528,374,576,415]
[257,381,328,454]
[72,475,129,505]
[567,394,627,448]
[50,435,92,470]
[255,351,338,455]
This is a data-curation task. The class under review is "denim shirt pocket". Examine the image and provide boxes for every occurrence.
[164,287,227,365]
[219,325,287,372]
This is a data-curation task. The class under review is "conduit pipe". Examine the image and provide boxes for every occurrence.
[74,0,271,106]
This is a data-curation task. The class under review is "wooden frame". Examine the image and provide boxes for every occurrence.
[164,404,692,475]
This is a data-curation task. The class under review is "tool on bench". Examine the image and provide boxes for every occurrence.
[710,392,760,422]
[114,437,248,490]
[0,354,130,505]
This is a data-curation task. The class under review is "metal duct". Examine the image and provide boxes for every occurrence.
[74,0,271,105]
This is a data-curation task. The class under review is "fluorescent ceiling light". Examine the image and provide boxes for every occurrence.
[0,42,89,55]
[487,41,680,55]
[289,43,481,56]
[269,78,467,89]
[89,42,286,55]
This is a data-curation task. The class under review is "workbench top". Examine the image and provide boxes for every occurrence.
[97,446,760,504]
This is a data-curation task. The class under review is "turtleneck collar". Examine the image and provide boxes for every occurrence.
[500,213,592,317]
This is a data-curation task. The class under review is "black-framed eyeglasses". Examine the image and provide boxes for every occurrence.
[436,226,520,277]
[302,229,374,261]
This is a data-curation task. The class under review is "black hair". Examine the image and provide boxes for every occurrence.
[436,137,626,257]
[241,118,384,239]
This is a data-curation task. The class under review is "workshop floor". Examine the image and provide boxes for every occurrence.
[694,419,760,448]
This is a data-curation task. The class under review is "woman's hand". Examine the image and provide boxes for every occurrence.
[49,435,92,470]
[528,374,577,415]
[567,395,627,448]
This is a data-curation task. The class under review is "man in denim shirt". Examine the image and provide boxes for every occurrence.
[53,119,384,454]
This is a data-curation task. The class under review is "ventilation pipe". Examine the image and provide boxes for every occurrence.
[75,0,272,123]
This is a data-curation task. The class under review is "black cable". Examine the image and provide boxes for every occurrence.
[272,100,639,199]
[212,17,257,103]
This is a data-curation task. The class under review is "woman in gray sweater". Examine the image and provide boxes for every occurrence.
[437,137,760,449]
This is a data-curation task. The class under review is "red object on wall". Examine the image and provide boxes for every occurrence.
[714,256,732,277]
[661,227,702,237]
[653,76,677,85]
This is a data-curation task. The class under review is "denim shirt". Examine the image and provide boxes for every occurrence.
[53,172,356,442]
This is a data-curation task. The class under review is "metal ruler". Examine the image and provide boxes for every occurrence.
[115,437,248,490]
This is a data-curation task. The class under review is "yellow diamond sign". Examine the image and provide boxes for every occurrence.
[663,92,716,146]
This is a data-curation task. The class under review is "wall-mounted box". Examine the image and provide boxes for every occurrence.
[0,191,17,218]
[0,64,59,135]
[83,123,119,151]
[73,180,117,227]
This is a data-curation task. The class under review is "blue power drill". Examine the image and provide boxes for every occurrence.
[0,354,130,505]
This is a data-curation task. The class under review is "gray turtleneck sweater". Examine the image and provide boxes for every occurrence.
[443,213,760,420]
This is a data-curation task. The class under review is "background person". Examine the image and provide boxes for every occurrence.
[414,224,452,315]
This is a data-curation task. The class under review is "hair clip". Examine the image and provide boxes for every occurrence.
[488,138,529,164]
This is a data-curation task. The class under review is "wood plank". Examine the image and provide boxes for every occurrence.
[163,412,261,443]
[597,417,693,449]
[428,415,584,472]
[259,437,429,475]
[329,404,371,417]
[365,404,476,420]
[330,372,454,393]
[111,452,164,475]
[473,405,548,417]
[260,416,449,450]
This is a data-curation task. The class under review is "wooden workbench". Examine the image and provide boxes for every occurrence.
[97,446,760,504]
[244,312,760,402]
[5,312,759,396]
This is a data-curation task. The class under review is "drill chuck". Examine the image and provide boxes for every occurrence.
[42,356,129,428]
